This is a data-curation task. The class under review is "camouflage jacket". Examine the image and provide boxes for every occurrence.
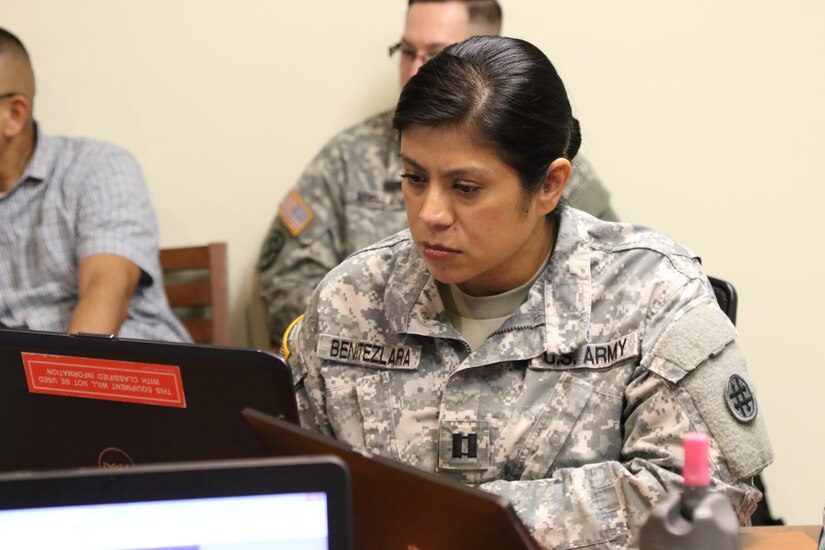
[259,110,617,345]
[286,207,773,549]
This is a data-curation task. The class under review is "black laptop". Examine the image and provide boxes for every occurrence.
[0,456,352,550]
[243,407,541,550]
[0,328,298,471]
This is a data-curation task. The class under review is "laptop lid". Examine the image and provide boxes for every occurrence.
[0,328,299,471]
[242,407,541,550]
[0,456,352,550]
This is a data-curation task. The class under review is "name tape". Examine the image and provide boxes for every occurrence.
[317,334,420,370]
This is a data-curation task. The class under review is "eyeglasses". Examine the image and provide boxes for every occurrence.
[388,41,442,65]
[0,92,19,102]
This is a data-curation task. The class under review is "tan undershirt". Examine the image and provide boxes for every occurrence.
[438,252,551,351]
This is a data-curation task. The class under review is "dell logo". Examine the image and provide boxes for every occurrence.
[97,447,135,469]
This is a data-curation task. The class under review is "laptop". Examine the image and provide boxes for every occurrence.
[0,456,352,550]
[242,407,541,550]
[0,327,298,471]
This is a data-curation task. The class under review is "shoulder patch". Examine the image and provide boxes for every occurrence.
[317,334,420,370]
[258,226,286,272]
[725,374,757,423]
[278,190,314,237]
[677,342,773,479]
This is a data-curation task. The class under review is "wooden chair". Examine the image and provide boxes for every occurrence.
[159,242,230,345]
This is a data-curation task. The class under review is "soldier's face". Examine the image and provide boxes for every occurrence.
[400,125,559,297]
[399,2,472,89]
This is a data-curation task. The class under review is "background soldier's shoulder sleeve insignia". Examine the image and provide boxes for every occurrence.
[258,226,286,272]
[278,190,314,237]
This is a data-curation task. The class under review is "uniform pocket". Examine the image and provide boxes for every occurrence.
[344,189,406,210]
[354,370,401,459]
[511,373,594,481]
[343,190,408,251]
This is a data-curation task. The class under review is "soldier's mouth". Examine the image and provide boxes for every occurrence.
[420,241,461,260]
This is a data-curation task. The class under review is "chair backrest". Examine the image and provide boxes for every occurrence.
[707,276,738,325]
[159,242,230,345]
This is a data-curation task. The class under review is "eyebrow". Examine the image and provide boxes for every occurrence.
[400,154,491,179]
[400,154,426,172]
[400,38,451,52]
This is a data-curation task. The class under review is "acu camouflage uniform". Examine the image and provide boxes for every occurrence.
[286,207,773,549]
[258,110,617,345]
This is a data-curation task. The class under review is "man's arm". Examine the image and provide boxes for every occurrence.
[70,141,180,340]
[69,254,141,335]
[258,144,350,347]
[259,112,406,347]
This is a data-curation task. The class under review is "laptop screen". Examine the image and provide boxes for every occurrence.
[0,492,330,549]
[0,457,352,550]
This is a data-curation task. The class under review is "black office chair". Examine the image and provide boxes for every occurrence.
[707,276,738,326]
[707,276,782,526]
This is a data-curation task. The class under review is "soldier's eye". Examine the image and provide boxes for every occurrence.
[401,173,427,186]
[454,182,480,195]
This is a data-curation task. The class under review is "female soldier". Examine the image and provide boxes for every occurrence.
[283,36,772,548]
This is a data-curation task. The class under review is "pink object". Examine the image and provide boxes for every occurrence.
[683,432,710,487]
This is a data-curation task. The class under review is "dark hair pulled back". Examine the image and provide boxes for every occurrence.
[393,35,580,195]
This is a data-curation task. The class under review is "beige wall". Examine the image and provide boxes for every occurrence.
[6,0,824,526]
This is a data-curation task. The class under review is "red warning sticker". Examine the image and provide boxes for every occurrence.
[22,353,186,408]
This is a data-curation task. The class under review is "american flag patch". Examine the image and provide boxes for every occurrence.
[278,190,314,236]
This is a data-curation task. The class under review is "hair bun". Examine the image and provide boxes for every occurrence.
[566,117,582,160]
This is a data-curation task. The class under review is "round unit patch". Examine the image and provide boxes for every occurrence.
[258,227,286,272]
[725,374,757,423]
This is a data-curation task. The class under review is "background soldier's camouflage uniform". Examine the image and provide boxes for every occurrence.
[258,110,617,345]
[286,207,773,549]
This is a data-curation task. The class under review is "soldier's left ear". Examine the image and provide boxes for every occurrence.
[535,158,570,216]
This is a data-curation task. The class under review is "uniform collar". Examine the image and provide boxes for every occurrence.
[541,208,593,355]
[383,210,594,358]
[384,233,453,338]
[461,210,593,365]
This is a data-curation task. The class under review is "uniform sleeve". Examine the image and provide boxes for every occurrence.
[75,145,159,287]
[564,154,619,222]
[258,140,350,346]
[283,292,336,435]
[479,299,773,548]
